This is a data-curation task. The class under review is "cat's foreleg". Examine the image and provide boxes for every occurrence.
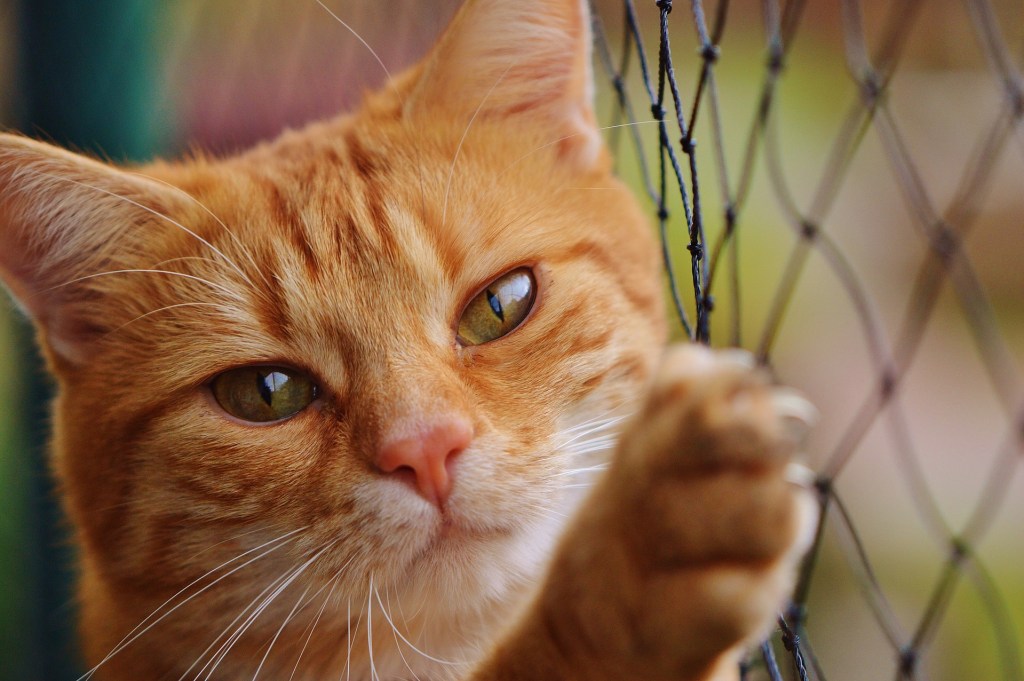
[469,344,817,681]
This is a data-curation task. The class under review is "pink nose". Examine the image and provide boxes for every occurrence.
[376,418,473,507]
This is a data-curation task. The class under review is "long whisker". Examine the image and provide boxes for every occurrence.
[251,584,312,680]
[564,442,618,457]
[183,527,277,565]
[132,172,269,291]
[314,0,437,252]
[22,170,257,292]
[374,587,460,666]
[53,269,244,303]
[440,62,516,228]
[287,559,351,681]
[182,560,311,680]
[377,585,421,681]
[558,411,620,434]
[197,541,339,680]
[497,120,660,179]
[554,414,632,448]
[315,1,392,83]
[551,462,612,478]
[80,528,305,681]
[108,302,227,335]
[367,574,379,681]
[344,596,355,681]
[149,255,226,270]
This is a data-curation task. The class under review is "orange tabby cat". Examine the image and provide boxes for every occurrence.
[0,0,815,679]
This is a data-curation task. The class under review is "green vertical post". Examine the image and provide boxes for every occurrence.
[12,1,168,678]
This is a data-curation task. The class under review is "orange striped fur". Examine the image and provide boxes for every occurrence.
[0,1,814,679]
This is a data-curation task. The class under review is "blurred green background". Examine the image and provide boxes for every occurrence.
[0,1,1021,680]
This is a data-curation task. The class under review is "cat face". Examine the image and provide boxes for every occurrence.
[0,0,665,675]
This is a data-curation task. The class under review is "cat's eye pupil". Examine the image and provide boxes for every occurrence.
[486,289,504,320]
[211,366,317,424]
[257,372,274,405]
[458,268,536,346]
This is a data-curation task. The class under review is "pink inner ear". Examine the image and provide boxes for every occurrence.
[403,0,602,167]
[0,134,183,364]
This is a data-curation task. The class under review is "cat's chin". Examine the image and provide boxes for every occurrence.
[383,500,562,623]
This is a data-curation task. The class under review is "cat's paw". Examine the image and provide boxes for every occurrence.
[544,344,818,680]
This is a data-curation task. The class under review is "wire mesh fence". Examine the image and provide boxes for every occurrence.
[591,0,1023,678]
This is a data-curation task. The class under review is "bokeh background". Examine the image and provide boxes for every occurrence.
[0,1,1021,679]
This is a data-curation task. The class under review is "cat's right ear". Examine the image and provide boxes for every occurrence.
[0,134,179,364]
[404,0,604,170]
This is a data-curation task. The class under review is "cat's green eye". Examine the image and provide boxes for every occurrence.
[457,268,536,346]
[211,366,317,423]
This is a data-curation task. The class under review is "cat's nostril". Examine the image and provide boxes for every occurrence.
[376,418,473,508]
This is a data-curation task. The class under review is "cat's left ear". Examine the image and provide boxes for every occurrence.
[405,0,603,169]
[0,134,183,364]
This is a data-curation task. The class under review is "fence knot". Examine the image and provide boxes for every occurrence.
[655,0,673,13]
[899,646,918,675]
[724,204,737,230]
[651,103,666,120]
[879,369,897,399]
[931,225,959,264]
[701,294,715,312]
[686,242,704,259]
[799,220,819,241]
[860,71,883,104]
[950,537,969,564]
[700,44,720,64]
[681,135,696,154]
[780,624,800,653]
[657,207,670,221]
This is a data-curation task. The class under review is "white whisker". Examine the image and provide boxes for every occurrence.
[251,585,312,680]
[134,172,272,292]
[24,170,257,292]
[288,559,352,681]
[182,527,274,565]
[367,574,379,681]
[440,62,515,228]
[315,1,392,82]
[181,559,306,681]
[377,585,420,681]
[108,302,226,334]
[497,120,660,179]
[52,269,245,303]
[343,596,354,681]
[554,414,631,449]
[149,255,226,270]
[375,587,460,666]
[552,463,611,478]
[565,442,617,457]
[80,528,305,681]
[197,541,338,680]
[558,412,618,434]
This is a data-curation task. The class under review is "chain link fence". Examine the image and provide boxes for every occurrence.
[591,0,1023,678]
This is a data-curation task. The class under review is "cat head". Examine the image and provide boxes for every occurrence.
[0,0,665,672]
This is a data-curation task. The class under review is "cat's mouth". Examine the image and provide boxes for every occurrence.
[405,514,517,566]
[434,516,513,544]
